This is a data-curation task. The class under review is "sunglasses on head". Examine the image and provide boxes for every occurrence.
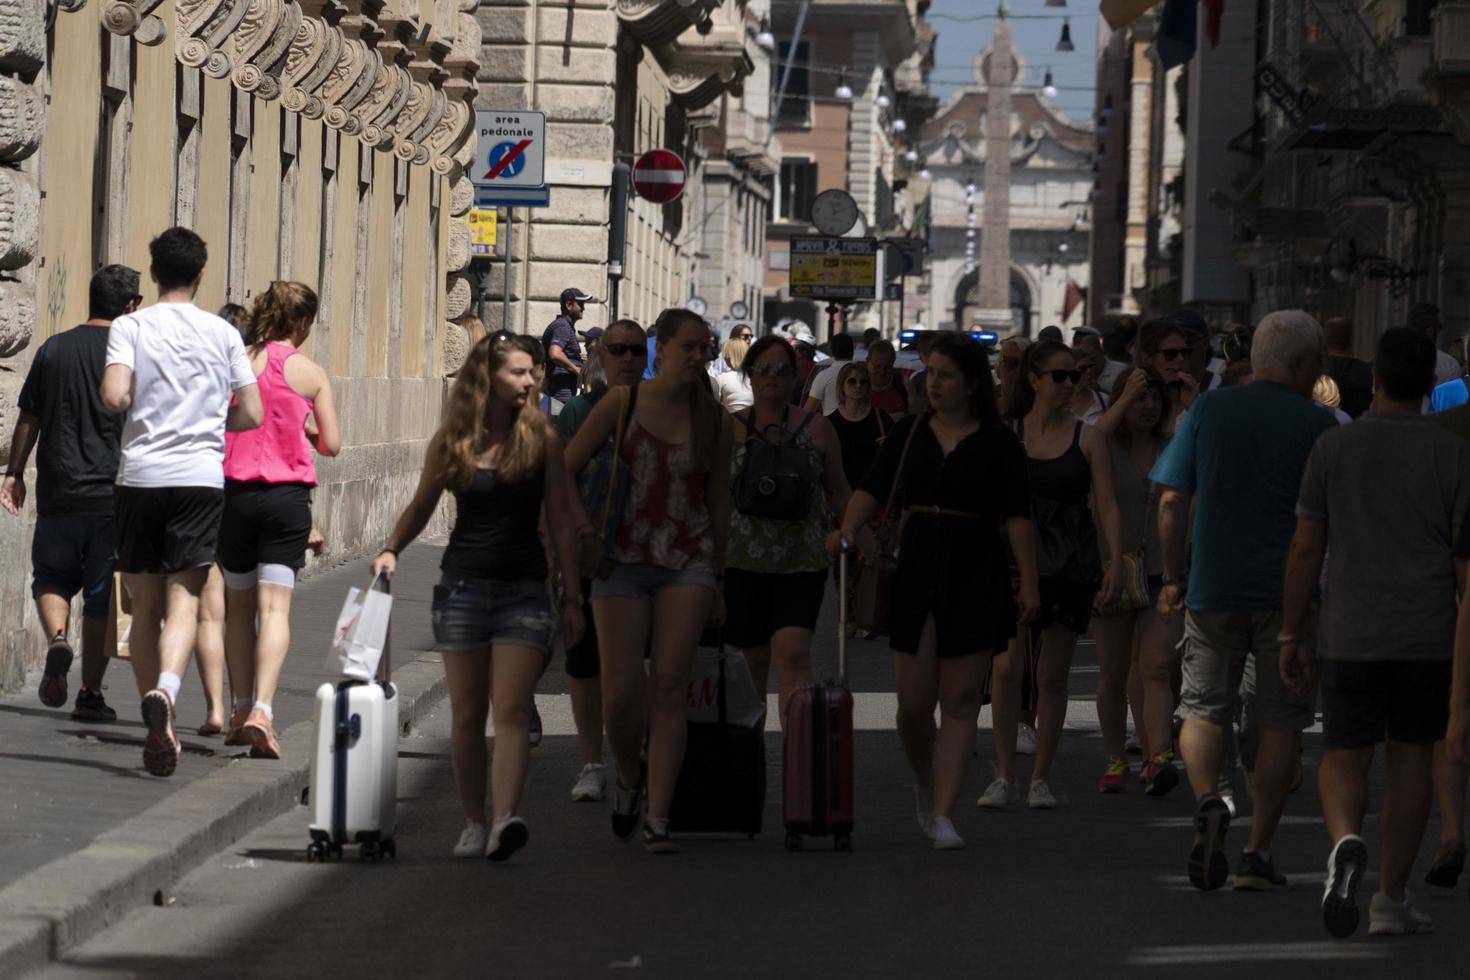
[1041,369,1083,384]
[602,343,646,358]
[1157,347,1194,361]
[749,361,794,378]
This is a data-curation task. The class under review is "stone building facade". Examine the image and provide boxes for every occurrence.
[918,44,1093,336]
[0,0,480,692]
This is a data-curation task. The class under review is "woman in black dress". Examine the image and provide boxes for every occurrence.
[826,361,887,487]
[831,334,1040,851]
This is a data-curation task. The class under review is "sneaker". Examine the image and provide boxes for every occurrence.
[1234,850,1288,891]
[452,821,488,858]
[243,708,282,760]
[642,819,678,854]
[915,784,934,838]
[1016,723,1037,755]
[1125,732,1142,756]
[1367,891,1433,936]
[38,635,73,708]
[930,815,964,850]
[1142,751,1180,797]
[1098,756,1128,794]
[1187,795,1231,891]
[976,778,1016,810]
[223,703,253,746]
[611,775,643,841]
[1424,843,1465,889]
[1027,779,1057,810]
[1220,793,1237,819]
[571,763,607,802]
[528,703,543,748]
[486,815,529,861]
[140,689,180,778]
[1322,835,1369,937]
[71,688,117,723]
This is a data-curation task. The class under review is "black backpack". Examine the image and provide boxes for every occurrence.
[733,409,816,522]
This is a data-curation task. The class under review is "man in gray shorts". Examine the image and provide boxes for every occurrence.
[1151,310,1337,892]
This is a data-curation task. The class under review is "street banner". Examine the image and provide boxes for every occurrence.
[789,237,879,300]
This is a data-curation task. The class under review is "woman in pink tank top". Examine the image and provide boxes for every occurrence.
[218,282,341,758]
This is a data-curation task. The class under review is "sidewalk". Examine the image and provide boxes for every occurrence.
[0,544,451,977]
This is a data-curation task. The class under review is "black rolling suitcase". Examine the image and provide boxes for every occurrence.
[668,638,766,837]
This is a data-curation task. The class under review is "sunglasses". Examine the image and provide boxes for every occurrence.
[602,343,646,358]
[749,362,794,378]
[732,332,753,341]
[1041,369,1083,384]
[844,376,870,386]
[1157,347,1194,361]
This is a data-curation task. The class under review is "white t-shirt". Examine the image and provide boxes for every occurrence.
[807,359,851,414]
[105,302,256,489]
[716,369,753,413]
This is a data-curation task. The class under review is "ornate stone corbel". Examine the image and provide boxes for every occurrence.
[178,0,252,79]
[231,0,303,100]
[402,85,446,166]
[282,16,342,118]
[426,97,470,176]
[320,38,380,132]
[357,62,412,149]
[102,0,167,44]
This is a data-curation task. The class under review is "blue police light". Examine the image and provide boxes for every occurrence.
[898,329,918,343]
[968,330,999,345]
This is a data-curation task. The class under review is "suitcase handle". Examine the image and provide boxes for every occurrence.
[370,572,392,687]
[837,545,849,685]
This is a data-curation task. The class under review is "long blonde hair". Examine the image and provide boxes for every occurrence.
[243,281,318,350]
[430,334,546,488]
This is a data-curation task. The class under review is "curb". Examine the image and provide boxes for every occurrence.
[0,651,447,979]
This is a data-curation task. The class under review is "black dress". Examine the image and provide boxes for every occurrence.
[1018,419,1101,633]
[827,407,887,488]
[860,413,1030,658]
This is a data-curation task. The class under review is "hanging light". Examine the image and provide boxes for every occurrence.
[835,70,853,101]
[892,118,907,133]
[876,93,892,110]
[1056,18,1074,52]
[965,179,977,194]
[966,228,976,239]
[919,166,932,179]
[754,16,776,52]
[1042,68,1057,100]
[1058,242,1070,253]
[904,148,919,162]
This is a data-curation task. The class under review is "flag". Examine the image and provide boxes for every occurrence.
[1155,0,1198,70]
[1203,0,1223,47]
[1062,280,1086,322]
[1099,0,1164,30]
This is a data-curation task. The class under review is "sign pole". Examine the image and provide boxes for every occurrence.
[898,273,906,334]
[502,208,514,332]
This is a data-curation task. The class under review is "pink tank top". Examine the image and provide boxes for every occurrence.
[224,342,317,486]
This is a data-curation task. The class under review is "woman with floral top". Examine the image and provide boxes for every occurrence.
[724,335,852,727]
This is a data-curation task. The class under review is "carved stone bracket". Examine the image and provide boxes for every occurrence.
[231,0,303,100]
[103,0,167,44]
[282,16,342,118]
[658,33,755,112]
[617,0,721,50]
[178,0,252,78]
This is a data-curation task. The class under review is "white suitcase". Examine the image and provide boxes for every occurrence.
[307,622,399,862]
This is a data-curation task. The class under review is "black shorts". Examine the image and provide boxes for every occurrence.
[722,568,827,648]
[30,515,116,618]
[114,485,225,575]
[1320,659,1452,750]
[218,481,313,574]
[1037,577,1098,634]
[565,582,599,679]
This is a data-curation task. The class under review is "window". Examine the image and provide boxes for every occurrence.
[774,41,811,127]
[777,158,816,222]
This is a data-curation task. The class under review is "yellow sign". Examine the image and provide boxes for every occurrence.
[469,209,498,255]
[789,236,879,299]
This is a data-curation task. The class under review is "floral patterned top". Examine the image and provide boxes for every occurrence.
[610,419,715,572]
[727,416,829,574]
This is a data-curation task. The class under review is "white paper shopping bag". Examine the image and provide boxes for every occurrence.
[328,576,393,682]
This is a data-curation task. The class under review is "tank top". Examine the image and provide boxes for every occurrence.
[223,342,316,486]
[441,467,548,581]
[1022,419,1091,503]
[611,419,714,572]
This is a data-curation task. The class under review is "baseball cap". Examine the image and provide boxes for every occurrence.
[560,288,594,306]
[1163,308,1208,338]
[1072,325,1101,339]
[580,326,604,342]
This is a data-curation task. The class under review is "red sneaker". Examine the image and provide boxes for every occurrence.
[242,706,282,760]
[141,689,180,777]
[1098,756,1128,794]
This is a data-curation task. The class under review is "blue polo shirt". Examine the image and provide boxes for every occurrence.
[1429,377,1469,413]
[1149,381,1337,611]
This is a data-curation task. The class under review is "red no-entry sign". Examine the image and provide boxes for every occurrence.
[632,149,687,204]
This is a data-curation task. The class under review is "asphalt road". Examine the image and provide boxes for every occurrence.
[37,620,1470,979]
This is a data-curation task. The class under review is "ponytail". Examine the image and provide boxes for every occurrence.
[243,281,319,349]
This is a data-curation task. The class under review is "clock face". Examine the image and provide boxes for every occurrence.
[687,296,708,317]
[730,300,750,320]
[811,189,859,236]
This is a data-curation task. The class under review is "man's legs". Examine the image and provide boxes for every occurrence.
[1380,738,1435,902]
[1246,727,1302,853]
[1319,747,1374,843]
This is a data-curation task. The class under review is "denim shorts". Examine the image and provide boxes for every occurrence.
[590,561,719,601]
[431,575,555,654]
[31,515,116,619]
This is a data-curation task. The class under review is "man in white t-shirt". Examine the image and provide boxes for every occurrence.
[802,332,856,415]
[100,227,262,778]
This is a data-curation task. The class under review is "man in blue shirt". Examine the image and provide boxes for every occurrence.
[1151,309,1337,893]
[542,288,593,415]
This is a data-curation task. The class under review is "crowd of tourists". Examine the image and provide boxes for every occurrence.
[7,225,1470,939]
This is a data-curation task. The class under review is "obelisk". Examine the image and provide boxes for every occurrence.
[974,4,1016,331]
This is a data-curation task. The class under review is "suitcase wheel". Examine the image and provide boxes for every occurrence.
[834,834,853,853]
[380,839,396,860]
[306,841,327,862]
[784,831,802,852]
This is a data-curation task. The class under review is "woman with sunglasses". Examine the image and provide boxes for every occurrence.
[372,333,584,861]
[1090,366,1184,795]
[725,336,851,724]
[827,361,888,488]
[832,334,1040,850]
[566,308,733,854]
[1137,319,1197,428]
[984,340,1123,811]
[995,336,1032,416]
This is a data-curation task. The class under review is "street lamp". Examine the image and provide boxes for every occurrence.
[919,166,932,179]
[965,179,977,195]
[835,70,853,101]
[876,93,891,110]
[1042,68,1057,99]
[892,118,907,133]
[754,16,776,52]
[904,148,919,162]
[1056,18,1074,52]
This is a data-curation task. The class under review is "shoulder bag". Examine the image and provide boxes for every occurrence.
[576,385,638,579]
[852,414,924,637]
[1092,482,1155,616]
